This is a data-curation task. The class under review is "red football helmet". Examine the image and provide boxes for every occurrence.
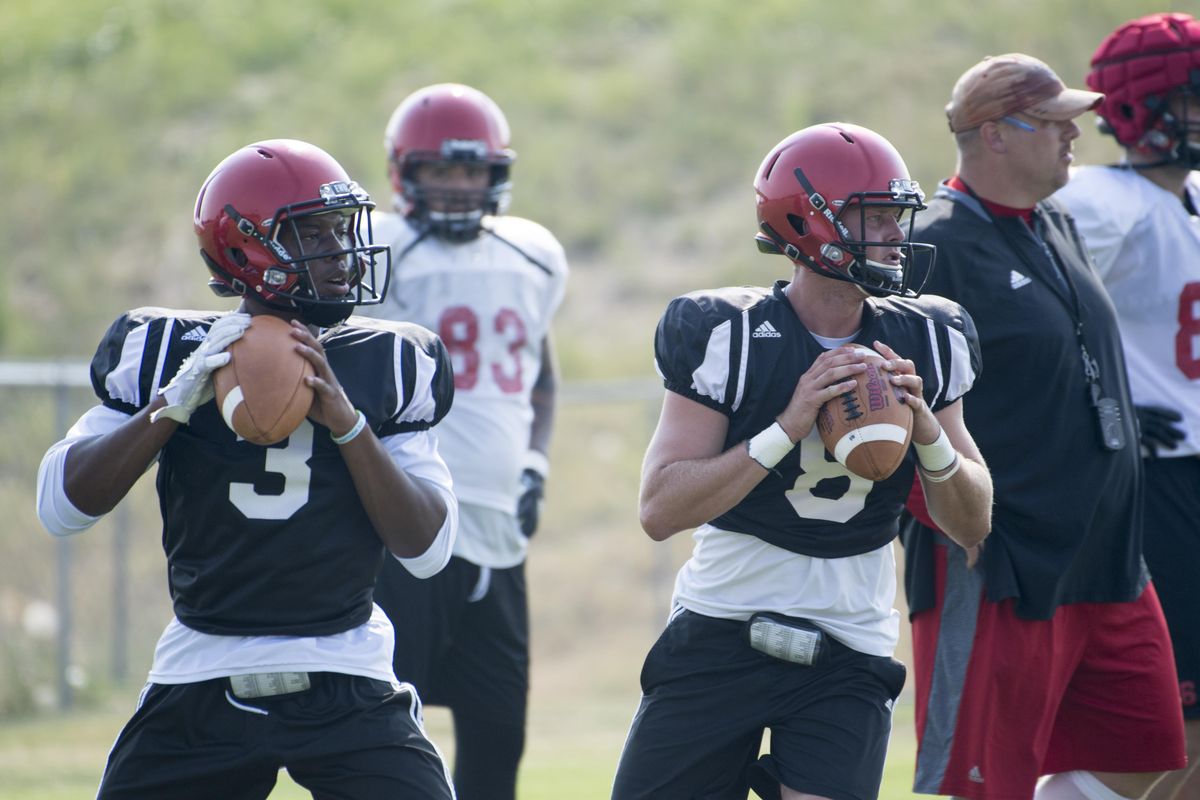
[384,83,515,240]
[754,123,934,297]
[194,139,390,327]
[1088,12,1200,167]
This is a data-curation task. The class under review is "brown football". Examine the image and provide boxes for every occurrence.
[212,315,314,445]
[816,346,913,481]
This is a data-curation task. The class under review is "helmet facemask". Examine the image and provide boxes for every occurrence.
[1130,77,1200,169]
[397,142,513,242]
[832,184,935,297]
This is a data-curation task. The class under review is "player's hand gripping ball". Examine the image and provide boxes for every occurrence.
[213,315,314,445]
[816,346,913,481]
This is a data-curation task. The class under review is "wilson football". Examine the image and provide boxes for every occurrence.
[816,346,913,481]
[212,315,314,445]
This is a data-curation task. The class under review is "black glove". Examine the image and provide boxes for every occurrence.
[516,468,545,538]
[1134,404,1185,457]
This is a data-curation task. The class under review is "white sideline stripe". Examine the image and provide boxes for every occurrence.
[221,385,244,428]
[833,423,910,465]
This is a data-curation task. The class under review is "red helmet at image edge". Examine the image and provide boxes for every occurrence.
[754,123,935,298]
[383,83,515,239]
[194,139,390,326]
[1087,12,1200,166]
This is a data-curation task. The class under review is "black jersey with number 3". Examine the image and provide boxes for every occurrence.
[655,280,980,558]
[89,308,454,637]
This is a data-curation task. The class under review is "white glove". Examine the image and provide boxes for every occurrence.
[151,312,253,425]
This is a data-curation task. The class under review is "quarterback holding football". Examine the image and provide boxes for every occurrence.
[611,123,993,800]
[36,139,459,798]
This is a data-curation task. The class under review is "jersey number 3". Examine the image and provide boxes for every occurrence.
[229,423,313,520]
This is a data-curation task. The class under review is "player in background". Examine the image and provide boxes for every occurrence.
[1054,13,1200,799]
[35,139,458,799]
[362,83,568,800]
[610,123,992,800]
[903,52,1185,800]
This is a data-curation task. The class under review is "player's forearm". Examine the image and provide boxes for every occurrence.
[369,486,448,558]
[527,342,558,455]
[340,432,448,557]
[528,388,556,457]
[63,400,174,516]
[922,456,992,549]
[638,446,768,540]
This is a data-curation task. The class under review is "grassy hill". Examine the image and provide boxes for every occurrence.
[0,0,1180,796]
[0,0,1167,366]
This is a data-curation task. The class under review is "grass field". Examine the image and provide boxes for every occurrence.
[0,692,923,799]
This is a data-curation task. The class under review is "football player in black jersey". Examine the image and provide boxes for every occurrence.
[35,140,458,799]
[610,123,992,800]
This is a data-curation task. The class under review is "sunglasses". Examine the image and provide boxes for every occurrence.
[1001,115,1037,132]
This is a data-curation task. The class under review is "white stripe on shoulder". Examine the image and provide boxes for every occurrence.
[398,338,440,423]
[732,310,750,413]
[691,318,733,405]
[151,318,176,402]
[103,317,169,408]
[943,325,976,403]
[925,318,944,402]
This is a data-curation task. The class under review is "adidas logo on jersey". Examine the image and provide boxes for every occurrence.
[752,321,782,339]
[181,327,207,342]
[1010,270,1032,290]
[968,766,984,784]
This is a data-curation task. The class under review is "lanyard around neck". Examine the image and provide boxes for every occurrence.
[955,182,1106,404]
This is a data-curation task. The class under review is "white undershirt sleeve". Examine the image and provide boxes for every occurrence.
[35,405,130,537]
[380,428,458,579]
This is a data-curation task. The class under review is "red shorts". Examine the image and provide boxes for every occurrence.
[910,543,1185,800]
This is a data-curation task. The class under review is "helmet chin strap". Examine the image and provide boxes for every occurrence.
[1182,141,1200,168]
[1182,140,1200,168]
[426,208,485,241]
[293,296,355,327]
[1128,138,1200,170]
[847,257,905,296]
[403,178,493,241]
[1124,88,1200,170]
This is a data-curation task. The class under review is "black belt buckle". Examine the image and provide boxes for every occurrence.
[745,613,826,666]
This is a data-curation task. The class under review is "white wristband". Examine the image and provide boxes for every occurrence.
[331,410,367,446]
[522,449,550,479]
[747,422,795,470]
[920,454,962,483]
[914,428,957,472]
